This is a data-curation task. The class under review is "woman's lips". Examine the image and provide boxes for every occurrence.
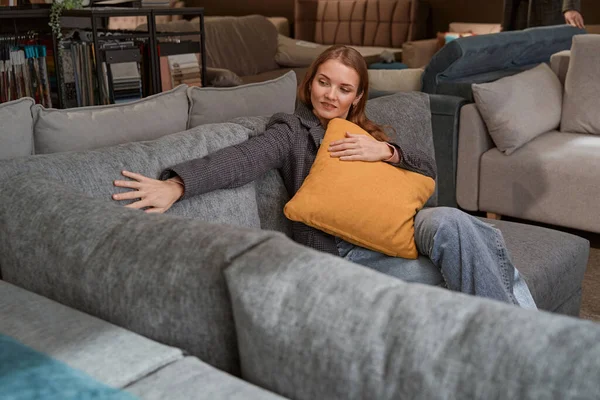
[321,102,336,111]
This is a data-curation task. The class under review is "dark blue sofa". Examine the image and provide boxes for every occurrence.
[421,25,585,101]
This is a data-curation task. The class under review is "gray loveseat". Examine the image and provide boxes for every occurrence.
[0,73,596,398]
[456,35,600,235]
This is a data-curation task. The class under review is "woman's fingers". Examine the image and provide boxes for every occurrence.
[113,179,141,189]
[145,207,166,214]
[121,170,148,181]
[330,149,360,158]
[112,190,143,201]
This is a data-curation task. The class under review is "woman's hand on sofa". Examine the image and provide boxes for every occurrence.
[112,170,184,213]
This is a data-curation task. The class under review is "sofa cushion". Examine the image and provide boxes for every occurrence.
[0,123,261,229]
[32,85,189,154]
[0,97,34,160]
[0,334,136,400]
[127,357,286,400]
[187,71,297,128]
[0,174,281,375]
[561,34,600,134]
[481,217,589,315]
[479,130,600,234]
[472,63,563,155]
[275,34,327,67]
[284,118,435,258]
[224,234,600,400]
[0,281,182,388]
[367,68,424,92]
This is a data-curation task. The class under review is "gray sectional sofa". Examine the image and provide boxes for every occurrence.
[0,72,597,398]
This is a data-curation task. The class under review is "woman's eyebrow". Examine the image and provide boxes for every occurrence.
[318,73,355,88]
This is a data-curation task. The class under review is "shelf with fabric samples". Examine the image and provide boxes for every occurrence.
[0,6,205,108]
[150,7,206,91]
[0,6,62,107]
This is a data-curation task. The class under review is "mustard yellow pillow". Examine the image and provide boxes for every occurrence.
[284,118,435,259]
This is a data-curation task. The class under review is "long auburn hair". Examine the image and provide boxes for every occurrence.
[298,45,389,142]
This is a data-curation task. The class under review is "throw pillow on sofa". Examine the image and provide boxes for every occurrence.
[0,123,261,229]
[32,85,189,154]
[0,97,35,160]
[560,34,600,134]
[284,118,435,259]
[187,71,297,128]
[472,63,563,155]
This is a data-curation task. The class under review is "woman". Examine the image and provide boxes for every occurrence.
[113,45,536,309]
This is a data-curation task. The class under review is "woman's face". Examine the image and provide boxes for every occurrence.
[310,58,362,126]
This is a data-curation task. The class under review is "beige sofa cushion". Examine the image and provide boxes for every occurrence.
[472,63,562,155]
[368,68,423,92]
[561,34,600,135]
[0,97,34,159]
[448,22,502,34]
[479,131,600,233]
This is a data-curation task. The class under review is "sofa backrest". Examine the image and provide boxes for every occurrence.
[0,173,284,376]
[0,123,262,230]
[204,15,280,77]
[294,0,429,47]
[421,24,585,101]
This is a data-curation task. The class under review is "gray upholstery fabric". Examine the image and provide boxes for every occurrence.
[472,63,563,155]
[550,49,570,85]
[0,174,282,375]
[479,131,600,234]
[561,34,600,134]
[0,123,260,229]
[428,94,468,208]
[225,235,600,400]
[480,217,589,315]
[0,97,34,159]
[32,85,189,154]
[456,104,495,211]
[187,71,297,128]
[127,357,287,399]
[365,92,438,207]
[0,281,182,388]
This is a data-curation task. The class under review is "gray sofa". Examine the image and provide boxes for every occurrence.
[0,73,596,398]
[456,35,600,235]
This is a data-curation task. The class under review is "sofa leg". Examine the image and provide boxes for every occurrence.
[486,212,502,220]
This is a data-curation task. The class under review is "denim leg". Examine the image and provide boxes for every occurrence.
[335,237,445,286]
[414,207,527,306]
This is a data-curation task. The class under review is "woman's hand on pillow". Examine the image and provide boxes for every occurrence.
[328,132,393,162]
[112,170,184,213]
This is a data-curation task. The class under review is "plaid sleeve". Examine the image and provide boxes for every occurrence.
[161,116,300,200]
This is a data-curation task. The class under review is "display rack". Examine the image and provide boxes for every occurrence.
[0,5,206,107]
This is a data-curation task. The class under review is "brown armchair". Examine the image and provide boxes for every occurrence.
[294,0,430,48]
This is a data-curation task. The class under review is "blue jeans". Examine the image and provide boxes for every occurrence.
[335,207,537,309]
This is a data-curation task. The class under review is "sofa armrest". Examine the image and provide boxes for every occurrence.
[268,17,290,36]
[428,94,468,208]
[402,38,438,68]
[550,50,570,86]
[456,103,495,211]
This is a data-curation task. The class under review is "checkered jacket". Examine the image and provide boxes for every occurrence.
[163,102,436,255]
[502,0,581,31]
